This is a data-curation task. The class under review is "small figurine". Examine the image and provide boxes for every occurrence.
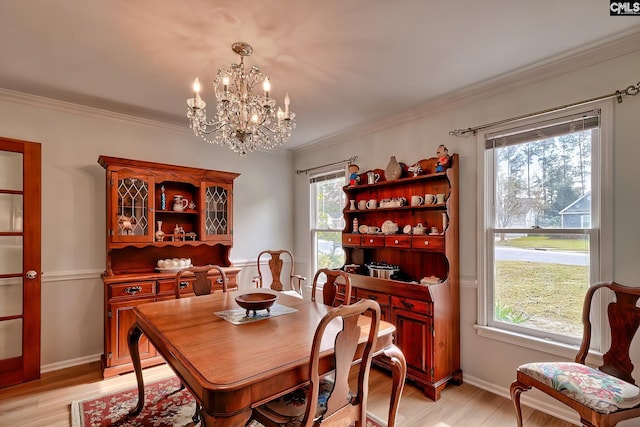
[435,145,450,173]
[348,164,360,186]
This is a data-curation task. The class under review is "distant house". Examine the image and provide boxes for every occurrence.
[559,192,591,228]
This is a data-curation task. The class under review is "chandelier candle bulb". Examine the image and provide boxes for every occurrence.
[284,93,290,115]
[263,77,270,98]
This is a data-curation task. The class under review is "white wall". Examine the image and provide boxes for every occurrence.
[0,92,295,369]
[292,50,640,424]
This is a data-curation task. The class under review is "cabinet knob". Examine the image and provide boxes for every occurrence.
[424,240,429,245]
[394,239,399,244]
[179,281,189,289]
[369,239,374,243]
[348,238,352,242]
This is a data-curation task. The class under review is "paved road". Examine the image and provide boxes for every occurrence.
[495,246,588,266]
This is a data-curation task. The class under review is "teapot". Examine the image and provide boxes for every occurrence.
[173,195,189,212]
[412,223,426,235]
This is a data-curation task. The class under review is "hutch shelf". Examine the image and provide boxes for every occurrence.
[340,154,462,401]
[98,156,240,377]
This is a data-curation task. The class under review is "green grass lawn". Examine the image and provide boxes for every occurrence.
[496,235,588,251]
[494,236,589,337]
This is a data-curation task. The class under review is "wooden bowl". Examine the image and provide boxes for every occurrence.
[235,293,277,316]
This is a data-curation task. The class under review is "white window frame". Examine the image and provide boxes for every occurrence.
[475,99,613,358]
[309,167,347,278]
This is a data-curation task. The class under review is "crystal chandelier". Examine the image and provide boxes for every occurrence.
[186,42,295,156]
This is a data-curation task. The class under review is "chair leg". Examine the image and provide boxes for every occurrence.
[510,380,530,427]
[192,402,201,424]
[383,345,407,427]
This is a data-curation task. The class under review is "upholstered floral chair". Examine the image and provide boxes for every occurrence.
[510,281,640,427]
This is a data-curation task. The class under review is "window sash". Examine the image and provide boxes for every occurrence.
[479,102,610,351]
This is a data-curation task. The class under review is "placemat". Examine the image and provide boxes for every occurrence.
[214,303,298,325]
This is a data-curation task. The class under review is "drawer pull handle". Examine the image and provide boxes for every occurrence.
[179,281,189,289]
[367,295,378,301]
[394,239,399,244]
[401,300,415,309]
[424,241,429,245]
[348,238,352,242]
[125,286,142,295]
[217,278,225,284]
[369,239,374,243]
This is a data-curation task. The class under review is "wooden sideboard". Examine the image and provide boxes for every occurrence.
[340,154,461,400]
[98,156,240,377]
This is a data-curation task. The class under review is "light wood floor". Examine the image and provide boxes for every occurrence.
[0,362,576,427]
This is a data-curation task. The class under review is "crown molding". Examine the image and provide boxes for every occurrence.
[0,88,192,134]
[293,28,640,155]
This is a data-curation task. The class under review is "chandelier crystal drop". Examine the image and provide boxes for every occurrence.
[186,42,295,156]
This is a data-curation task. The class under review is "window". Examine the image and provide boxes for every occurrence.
[478,101,612,348]
[310,169,346,275]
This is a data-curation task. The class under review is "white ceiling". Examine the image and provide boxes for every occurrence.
[1,1,639,149]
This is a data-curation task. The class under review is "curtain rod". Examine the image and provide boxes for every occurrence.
[295,156,358,175]
[449,80,640,137]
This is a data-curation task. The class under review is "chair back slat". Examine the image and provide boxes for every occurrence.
[175,265,228,298]
[300,299,380,427]
[576,281,640,385]
[256,250,306,295]
[311,269,353,307]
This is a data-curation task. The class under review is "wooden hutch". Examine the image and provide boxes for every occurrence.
[98,156,241,377]
[340,154,461,400]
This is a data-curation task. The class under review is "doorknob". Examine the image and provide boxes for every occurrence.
[25,270,38,280]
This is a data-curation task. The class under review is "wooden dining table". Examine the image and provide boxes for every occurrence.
[127,289,406,426]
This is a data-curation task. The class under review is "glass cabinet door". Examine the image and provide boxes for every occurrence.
[111,171,154,243]
[201,182,232,242]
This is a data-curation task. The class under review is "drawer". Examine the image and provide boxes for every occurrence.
[356,288,390,306]
[158,278,192,296]
[411,235,444,251]
[342,234,361,247]
[109,281,156,299]
[391,296,433,316]
[384,235,411,248]
[361,235,385,247]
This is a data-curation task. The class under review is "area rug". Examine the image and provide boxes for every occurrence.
[71,376,386,427]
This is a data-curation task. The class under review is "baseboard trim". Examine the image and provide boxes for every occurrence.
[41,353,102,373]
[463,373,580,425]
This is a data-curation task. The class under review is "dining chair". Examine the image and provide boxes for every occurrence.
[510,281,640,427]
[174,264,229,423]
[250,298,387,427]
[254,249,306,297]
[174,264,228,298]
[311,268,353,307]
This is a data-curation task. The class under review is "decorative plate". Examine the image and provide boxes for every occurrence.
[381,220,398,234]
[403,224,412,234]
[358,224,368,234]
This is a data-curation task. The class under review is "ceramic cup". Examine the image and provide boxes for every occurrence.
[358,200,367,210]
[366,199,377,209]
[367,172,381,184]
[367,226,380,234]
[424,193,436,204]
[430,226,439,234]
[436,193,446,204]
[410,195,424,206]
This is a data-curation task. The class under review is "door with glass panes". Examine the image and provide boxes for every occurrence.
[0,137,41,388]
